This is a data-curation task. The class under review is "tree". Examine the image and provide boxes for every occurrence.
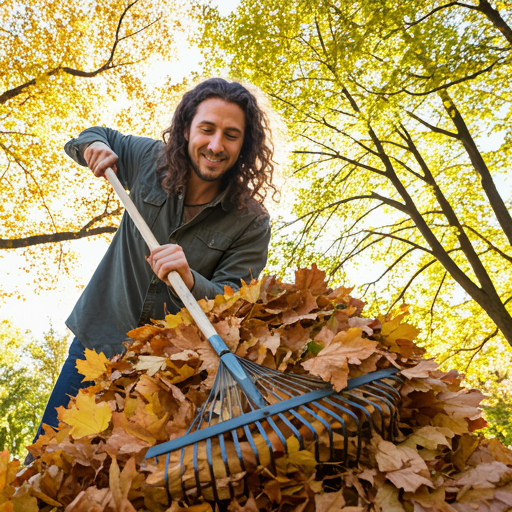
[0,320,69,459]
[0,0,188,293]
[200,0,512,357]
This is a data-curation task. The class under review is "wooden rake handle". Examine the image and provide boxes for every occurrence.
[104,167,218,341]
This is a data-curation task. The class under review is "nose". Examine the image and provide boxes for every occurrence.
[207,132,224,154]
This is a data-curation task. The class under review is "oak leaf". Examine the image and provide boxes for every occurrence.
[295,264,328,295]
[302,328,378,391]
[376,440,433,492]
[134,356,167,376]
[401,359,438,379]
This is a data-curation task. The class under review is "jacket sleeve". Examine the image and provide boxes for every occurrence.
[64,127,161,190]
[188,213,271,301]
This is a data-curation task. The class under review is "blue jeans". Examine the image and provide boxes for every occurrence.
[33,337,94,442]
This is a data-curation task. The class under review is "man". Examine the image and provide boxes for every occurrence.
[30,77,276,449]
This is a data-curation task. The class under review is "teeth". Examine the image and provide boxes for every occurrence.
[204,155,223,163]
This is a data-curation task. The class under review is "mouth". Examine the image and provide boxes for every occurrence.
[202,153,226,164]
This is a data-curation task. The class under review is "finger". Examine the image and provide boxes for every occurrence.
[93,156,119,177]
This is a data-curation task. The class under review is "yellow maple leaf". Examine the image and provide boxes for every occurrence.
[160,311,193,329]
[75,348,109,382]
[60,390,112,439]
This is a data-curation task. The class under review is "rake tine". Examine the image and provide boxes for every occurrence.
[300,404,333,461]
[364,382,397,404]
[292,408,321,461]
[373,379,402,401]
[322,398,360,465]
[243,424,260,466]
[314,399,348,461]
[193,442,202,500]
[255,420,278,472]
[346,390,386,438]
[266,416,289,454]
[361,384,398,440]
[324,397,365,463]
[206,437,221,503]
[179,448,189,505]
[217,433,235,500]
[277,413,305,450]
[357,388,389,438]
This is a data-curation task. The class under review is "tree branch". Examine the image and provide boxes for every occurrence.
[387,258,439,311]
[405,111,460,139]
[462,224,512,263]
[362,247,417,293]
[292,149,387,176]
[429,271,447,339]
[0,0,156,105]
[0,226,118,249]
[350,58,504,98]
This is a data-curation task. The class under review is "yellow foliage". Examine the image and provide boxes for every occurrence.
[0,0,190,293]
[75,348,109,382]
[59,389,112,439]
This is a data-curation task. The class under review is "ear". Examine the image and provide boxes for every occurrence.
[184,129,189,142]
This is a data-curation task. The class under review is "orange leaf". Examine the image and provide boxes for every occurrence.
[109,457,137,512]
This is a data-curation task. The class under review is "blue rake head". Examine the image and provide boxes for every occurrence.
[145,364,403,505]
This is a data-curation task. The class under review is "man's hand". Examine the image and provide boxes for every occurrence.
[83,141,118,178]
[147,244,195,291]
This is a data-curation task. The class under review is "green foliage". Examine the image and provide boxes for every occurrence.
[0,320,69,459]
[200,0,512,440]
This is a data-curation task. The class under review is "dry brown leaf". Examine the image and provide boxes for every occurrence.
[314,489,346,511]
[302,328,377,391]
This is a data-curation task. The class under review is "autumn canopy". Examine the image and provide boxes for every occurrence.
[1,267,512,511]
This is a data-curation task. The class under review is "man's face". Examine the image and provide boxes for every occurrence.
[185,98,246,183]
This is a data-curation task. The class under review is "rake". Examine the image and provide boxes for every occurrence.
[105,168,404,504]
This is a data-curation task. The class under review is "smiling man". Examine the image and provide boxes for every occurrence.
[28,78,277,453]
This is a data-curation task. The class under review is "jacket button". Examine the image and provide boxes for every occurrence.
[209,240,214,246]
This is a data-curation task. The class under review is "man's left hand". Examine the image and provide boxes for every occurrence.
[147,244,195,290]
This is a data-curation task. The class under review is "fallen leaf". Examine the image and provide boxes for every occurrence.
[401,359,438,379]
[314,489,346,511]
[375,484,406,512]
[302,328,377,391]
[59,391,112,439]
[134,356,167,376]
[75,349,109,382]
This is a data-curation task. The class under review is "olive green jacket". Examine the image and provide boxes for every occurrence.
[64,127,271,357]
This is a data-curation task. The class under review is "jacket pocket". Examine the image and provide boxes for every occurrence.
[186,228,233,278]
[130,186,167,242]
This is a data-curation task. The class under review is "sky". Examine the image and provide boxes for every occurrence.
[0,0,243,342]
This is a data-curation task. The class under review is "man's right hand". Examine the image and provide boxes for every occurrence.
[83,141,119,178]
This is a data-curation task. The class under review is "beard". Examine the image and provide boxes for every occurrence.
[189,158,226,182]
[189,150,239,183]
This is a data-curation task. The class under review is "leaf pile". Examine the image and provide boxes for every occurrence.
[3,265,512,511]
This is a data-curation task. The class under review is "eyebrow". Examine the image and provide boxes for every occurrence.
[197,120,243,135]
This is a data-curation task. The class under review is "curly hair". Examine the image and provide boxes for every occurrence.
[156,78,277,210]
